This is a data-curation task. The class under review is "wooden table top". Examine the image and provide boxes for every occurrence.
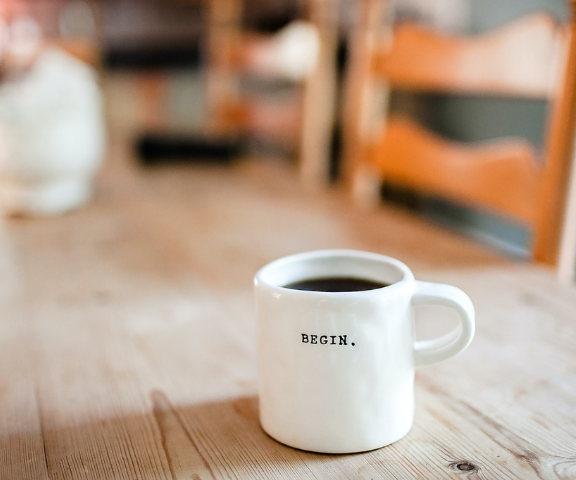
[1,143,575,479]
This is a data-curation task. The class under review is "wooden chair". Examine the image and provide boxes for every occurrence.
[558,143,576,283]
[205,0,339,187]
[343,0,576,265]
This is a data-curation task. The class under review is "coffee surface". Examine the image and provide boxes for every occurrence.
[284,276,389,292]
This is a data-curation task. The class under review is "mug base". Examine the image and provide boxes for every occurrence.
[260,421,413,455]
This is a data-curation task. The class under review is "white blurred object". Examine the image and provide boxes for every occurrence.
[273,21,320,80]
[0,47,106,215]
[0,18,7,62]
[251,21,320,81]
[5,15,42,67]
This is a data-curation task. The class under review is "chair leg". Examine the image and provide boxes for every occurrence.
[138,73,169,132]
[299,0,339,189]
[558,153,576,284]
[352,165,382,208]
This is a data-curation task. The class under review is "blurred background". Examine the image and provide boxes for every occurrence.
[0,0,573,266]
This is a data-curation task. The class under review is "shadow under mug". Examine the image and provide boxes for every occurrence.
[254,249,475,454]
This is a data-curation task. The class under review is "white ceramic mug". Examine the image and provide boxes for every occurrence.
[254,250,475,454]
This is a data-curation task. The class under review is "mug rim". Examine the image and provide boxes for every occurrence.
[254,249,415,296]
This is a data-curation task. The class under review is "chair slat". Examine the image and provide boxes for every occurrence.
[372,14,563,99]
[371,117,541,223]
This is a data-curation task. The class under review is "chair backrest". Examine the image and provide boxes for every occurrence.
[343,0,576,264]
[205,0,339,188]
[372,14,562,99]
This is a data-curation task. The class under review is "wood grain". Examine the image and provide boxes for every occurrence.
[1,73,576,479]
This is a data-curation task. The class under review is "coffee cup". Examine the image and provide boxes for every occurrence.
[254,249,475,453]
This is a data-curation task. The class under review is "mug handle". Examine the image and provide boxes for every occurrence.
[412,281,475,368]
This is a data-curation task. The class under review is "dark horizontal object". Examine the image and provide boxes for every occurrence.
[104,45,202,70]
[243,0,300,32]
[136,133,247,165]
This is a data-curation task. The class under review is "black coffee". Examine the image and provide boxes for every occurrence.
[284,276,389,292]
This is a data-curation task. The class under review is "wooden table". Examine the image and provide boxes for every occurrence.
[1,141,576,479]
